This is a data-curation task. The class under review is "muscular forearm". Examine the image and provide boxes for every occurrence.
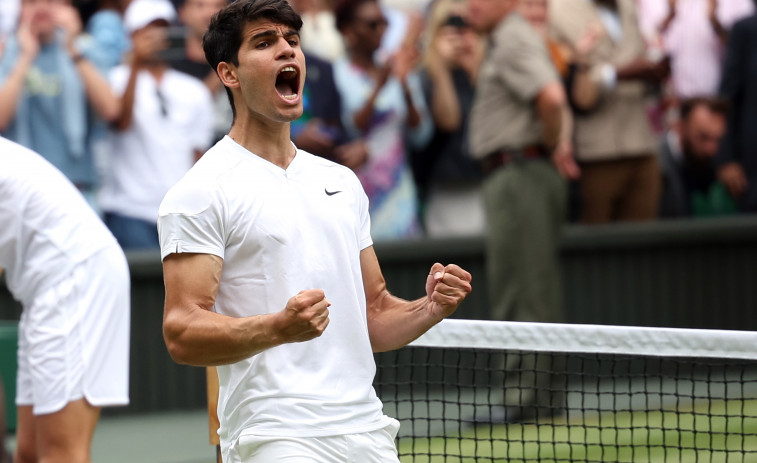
[163,307,285,366]
[367,293,440,353]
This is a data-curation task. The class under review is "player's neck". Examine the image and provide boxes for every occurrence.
[228,120,296,169]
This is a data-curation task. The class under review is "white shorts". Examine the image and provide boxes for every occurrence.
[16,245,130,415]
[227,420,401,463]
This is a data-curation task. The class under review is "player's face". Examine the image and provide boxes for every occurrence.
[232,20,306,124]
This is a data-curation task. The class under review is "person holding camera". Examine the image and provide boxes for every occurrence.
[99,0,213,250]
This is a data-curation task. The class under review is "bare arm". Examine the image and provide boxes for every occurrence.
[352,63,391,133]
[162,253,331,366]
[570,66,601,111]
[0,18,38,131]
[361,246,472,353]
[535,81,565,150]
[427,64,460,131]
[56,4,120,122]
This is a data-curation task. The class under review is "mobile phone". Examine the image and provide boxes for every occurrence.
[444,15,468,29]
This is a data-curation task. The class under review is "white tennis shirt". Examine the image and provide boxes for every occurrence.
[0,136,117,306]
[158,137,393,450]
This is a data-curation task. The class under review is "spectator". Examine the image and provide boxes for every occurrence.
[100,0,213,250]
[295,0,346,61]
[716,9,757,212]
[636,0,754,100]
[287,0,367,164]
[171,0,230,141]
[0,0,120,206]
[519,0,595,221]
[468,0,572,421]
[660,97,736,217]
[412,0,486,237]
[333,0,432,240]
[550,0,668,224]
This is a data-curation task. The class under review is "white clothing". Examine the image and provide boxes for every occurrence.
[300,10,345,62]
[0,0,19,37]
[158,137,393,460]
[0,137,117,306]
[16,246,131,415]
[228,419,400,463]
[100,66,213,222]
[0,136,130,414]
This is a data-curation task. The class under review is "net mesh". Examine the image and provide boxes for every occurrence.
[373,320,757,462]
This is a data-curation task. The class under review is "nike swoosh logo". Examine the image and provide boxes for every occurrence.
[325,188,342,196]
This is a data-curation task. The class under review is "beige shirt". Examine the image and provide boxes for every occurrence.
[469,13,559,160]
[550,0,658,161]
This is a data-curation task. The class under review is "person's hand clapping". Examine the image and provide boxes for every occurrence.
[53,3,82,54]
[17,8,40,60]
[273,289,331,344]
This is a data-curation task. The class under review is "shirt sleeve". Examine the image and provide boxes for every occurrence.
[158,179,226,261]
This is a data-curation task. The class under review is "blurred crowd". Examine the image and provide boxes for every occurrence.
[1,0,756,250]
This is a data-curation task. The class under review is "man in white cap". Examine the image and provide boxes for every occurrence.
[100,0,214,250]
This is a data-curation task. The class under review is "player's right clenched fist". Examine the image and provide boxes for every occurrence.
[274,289,331,344]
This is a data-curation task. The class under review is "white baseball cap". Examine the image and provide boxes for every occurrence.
[124,0,177,33]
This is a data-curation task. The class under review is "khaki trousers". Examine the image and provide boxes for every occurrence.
[579,155,661,224]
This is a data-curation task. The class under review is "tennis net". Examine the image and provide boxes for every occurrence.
[373,320,757,462]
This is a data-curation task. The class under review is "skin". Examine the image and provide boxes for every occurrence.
[0,0,119,131]
[15,399,101,463]
[341,1,422,135]
[679,105,726,161]
[6,4,116,459]
[162,18,473,367]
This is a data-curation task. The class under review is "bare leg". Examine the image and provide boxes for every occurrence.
[15,399,100,463]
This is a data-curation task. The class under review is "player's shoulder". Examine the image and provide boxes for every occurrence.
[159,139,242,216]
[298,149,362,182]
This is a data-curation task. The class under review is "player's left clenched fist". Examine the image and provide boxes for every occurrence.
[425,263,472,320]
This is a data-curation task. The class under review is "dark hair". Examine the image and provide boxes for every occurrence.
[334,0,377,32]
[203,0,303,120]
[679,96,729,121]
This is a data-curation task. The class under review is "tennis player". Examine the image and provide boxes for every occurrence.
[0,136,130,463]
[157,0,472,461]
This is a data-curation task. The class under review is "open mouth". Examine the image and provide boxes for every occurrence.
[275,66,300,101]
